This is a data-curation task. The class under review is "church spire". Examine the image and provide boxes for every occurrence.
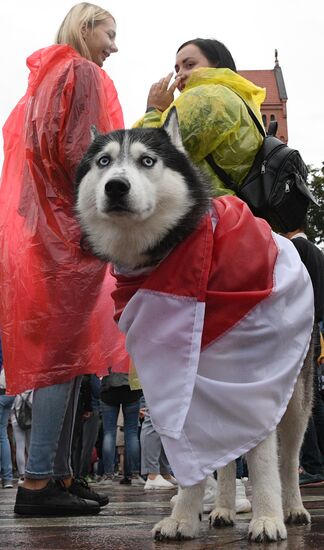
[275,49,279,67]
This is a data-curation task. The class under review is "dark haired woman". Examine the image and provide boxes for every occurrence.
[134,38,265,197]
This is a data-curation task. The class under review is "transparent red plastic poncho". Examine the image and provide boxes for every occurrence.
[0,45,129,394]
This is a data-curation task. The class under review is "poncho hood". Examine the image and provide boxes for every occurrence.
[184,67,266,111]
[26,45,80,89]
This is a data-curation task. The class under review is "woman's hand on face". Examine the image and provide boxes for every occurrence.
[146,72,181,112]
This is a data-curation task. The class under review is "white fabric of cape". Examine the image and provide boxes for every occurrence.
[118,233,313,486]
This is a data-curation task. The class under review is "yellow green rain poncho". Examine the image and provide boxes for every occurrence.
[134,68,266,196]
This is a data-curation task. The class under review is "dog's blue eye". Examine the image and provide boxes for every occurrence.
[141,156,155,168]
[98,156,110,167]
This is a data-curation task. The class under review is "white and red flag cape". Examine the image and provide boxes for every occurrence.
[112,196,313,487]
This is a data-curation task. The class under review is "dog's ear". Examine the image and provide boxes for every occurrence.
[163,107,186,153]
[90,125,99,142]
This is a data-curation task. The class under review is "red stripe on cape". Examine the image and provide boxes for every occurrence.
[112,196,278,347]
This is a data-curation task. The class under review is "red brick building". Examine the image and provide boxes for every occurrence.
[239,50,288,143]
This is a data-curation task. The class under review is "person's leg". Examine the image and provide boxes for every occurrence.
[313,396,324,461]
[122,399,140,476]
[235,456,244,478]
[300,416,323,475]
[0,395,15,483]
[140,410,175,490]
[312,364,324,465]
[300,363,324,477]
[54,377,82,481]
[159,444,172,477]
[15,378,100,515]
[25,428,31,455]
[100,402,119,475]
[79,410,100,478]
[11,420,27,476]
[24,377,81,487]
[140,409,162,476]
[71,408,83,479]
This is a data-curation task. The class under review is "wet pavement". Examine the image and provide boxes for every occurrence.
[0,480,324,549]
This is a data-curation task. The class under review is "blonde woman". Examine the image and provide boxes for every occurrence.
[0,3,126,516]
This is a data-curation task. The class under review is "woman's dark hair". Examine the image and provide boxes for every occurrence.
[177,38,237,72]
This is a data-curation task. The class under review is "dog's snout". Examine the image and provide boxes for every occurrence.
[105,178,130,198]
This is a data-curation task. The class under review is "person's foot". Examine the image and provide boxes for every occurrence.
[163,475,177,486]
[68,478,109,506]
[2,480,14,488]
[99,474,114,486]
[299,468,324,487]
[131,475,145,486]
[119,477,132,485]
[144,474,175,490]
[83,474,96,484]
[234,478,252,513]
[14,479,100,516]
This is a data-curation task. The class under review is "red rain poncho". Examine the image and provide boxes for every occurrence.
[0,45,128,394]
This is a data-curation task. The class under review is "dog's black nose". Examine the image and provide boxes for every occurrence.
[105,178,130,198]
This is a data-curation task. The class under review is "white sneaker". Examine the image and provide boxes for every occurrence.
[144,474,175,490]
[235,478,252,513]
[202,475,218,512]
[3,480,14,489]
[170,476,251,513]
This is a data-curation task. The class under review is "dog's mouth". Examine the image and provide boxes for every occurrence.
[104,202,133,215]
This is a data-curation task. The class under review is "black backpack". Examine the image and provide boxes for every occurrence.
[14,392,32,431]
[205,98,318,233]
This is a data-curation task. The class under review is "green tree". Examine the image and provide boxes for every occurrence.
[307,163,324,247]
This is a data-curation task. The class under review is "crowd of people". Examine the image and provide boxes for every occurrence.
[0,0,323,524]
[1,368,253,515]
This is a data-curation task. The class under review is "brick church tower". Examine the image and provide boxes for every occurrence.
[239,50,288,143]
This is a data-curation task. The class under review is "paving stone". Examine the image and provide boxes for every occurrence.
[0,480,323,549]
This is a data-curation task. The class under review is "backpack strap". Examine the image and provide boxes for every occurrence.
[205,154,240,194]
[241,99,266,138]
[205,93,266,190]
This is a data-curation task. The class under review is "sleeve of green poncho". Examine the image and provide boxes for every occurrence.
[133,108,163,128]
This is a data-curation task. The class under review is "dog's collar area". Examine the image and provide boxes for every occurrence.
[114,262,155,277]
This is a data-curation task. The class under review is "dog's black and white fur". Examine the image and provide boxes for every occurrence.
[76,110,313,543]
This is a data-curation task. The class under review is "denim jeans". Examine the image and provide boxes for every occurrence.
[101,399,140,476]
[72,410,100,478]
[140,406,171,476]
[25,377,81,479]
[0,394,15,481]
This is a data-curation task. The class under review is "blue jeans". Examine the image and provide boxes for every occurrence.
[25,377,81,479]
[0,394,15,481]
[101,400,140,476]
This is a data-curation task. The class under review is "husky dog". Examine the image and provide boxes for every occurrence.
[76,109,313,543]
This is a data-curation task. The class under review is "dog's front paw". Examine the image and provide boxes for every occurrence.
[152,516,200,541]
[285,506,311,525]
[209,507,235,528]
[248,516,287,542]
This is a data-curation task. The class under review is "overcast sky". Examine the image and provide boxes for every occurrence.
[1,0,323,167]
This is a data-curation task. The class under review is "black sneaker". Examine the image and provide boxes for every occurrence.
[119,477,132,485]
[68,478,109,507]
[299,470,324,487]
[14,479,100,516]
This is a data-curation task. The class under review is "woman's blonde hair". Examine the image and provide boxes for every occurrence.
[55,2,114,60]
